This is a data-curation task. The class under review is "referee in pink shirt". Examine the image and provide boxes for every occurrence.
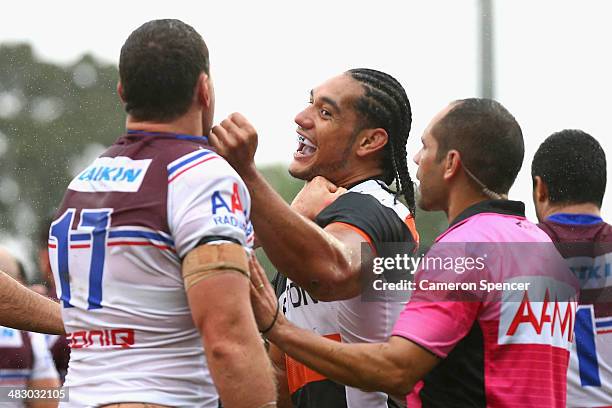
[250,98,577,408]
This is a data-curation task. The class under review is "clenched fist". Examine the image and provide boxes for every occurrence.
[210,112,258,176]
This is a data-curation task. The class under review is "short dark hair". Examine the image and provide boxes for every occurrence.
[532,129,606,207]
[347,68,416,215]
[119,19,209,122]
[433,98,524,195]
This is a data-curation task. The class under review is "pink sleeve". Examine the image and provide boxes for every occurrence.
[392,240,485,357]
[392,298,480,358]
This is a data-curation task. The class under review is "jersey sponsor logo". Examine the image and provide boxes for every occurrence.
[68,328,135,349]
[211,182,244,214]
[565,253,612,286]
[286,281,319,309]
[212,215,243,228]
[69,156,151,193]
[284,280,339,335]
[498,277,577,349]
[0,328,23,348]
[211,182,250,233]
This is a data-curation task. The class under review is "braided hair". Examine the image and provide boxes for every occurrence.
[347,68,416,216]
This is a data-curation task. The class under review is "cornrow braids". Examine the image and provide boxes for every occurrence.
[347,68,416,216]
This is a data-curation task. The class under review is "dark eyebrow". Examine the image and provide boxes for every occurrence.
[310,89,341,113]
[319,96,340,113]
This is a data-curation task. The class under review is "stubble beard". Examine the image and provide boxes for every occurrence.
[288,138,355,182]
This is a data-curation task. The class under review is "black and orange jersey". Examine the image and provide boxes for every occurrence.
[276,179,417,408]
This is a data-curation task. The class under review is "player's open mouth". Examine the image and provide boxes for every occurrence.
[295,134,317,158]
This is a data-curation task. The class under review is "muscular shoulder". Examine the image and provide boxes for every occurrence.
[167,146,238,186]
[316,192,414,245]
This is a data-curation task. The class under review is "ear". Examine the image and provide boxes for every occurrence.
[355,128,389,157]
[117,82,125,103]
[196,73,211,108]
[442,150,462,181]
[534,176,549,203]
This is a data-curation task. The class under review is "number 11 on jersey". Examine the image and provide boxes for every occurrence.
[50,208,113,310]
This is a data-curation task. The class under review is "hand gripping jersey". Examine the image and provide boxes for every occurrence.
[392,200,579,408]
[0,327,59,408]
[538,214,612,408]
[278,179,418,408]
[49,132,253,407]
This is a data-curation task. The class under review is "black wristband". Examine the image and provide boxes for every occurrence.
[260,301,280,336]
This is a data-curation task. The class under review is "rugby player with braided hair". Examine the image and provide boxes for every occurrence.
[248,99,578,408]
[211,69,418,408]
[348,68,417,216]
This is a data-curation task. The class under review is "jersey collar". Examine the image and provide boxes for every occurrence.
[448,199,526,229]
[546,213,603,225]
[125,129,210,144]
[346,178,391,194]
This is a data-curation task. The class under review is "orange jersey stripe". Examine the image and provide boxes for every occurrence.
[285,333,342,394]
[329,222,374,247]
[405,214,420,244]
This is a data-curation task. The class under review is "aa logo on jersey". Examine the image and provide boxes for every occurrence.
[211,182,250,232]
[211,182,244,215]
[498,276,577,350]
[69,156,151,193]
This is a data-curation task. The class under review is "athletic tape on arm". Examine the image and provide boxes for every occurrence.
[182,243,250,290]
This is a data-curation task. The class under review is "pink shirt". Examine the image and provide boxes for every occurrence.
[392,200,578,407]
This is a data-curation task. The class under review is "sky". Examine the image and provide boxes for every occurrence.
[1,0,610,221]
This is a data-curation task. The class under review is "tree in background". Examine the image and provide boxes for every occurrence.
[0,44,124,241]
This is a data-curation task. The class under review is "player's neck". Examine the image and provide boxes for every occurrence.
[544,202,601,219]
[125,112,204,136]
[446,187,492,224]
[334,167,384,189]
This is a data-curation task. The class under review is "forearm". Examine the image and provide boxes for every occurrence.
[268,320,414,396]
[206,330,276,407]
[0,271,64,335]
[27,378,60,408]
[242,168,349,296]
[195,270,277,407]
